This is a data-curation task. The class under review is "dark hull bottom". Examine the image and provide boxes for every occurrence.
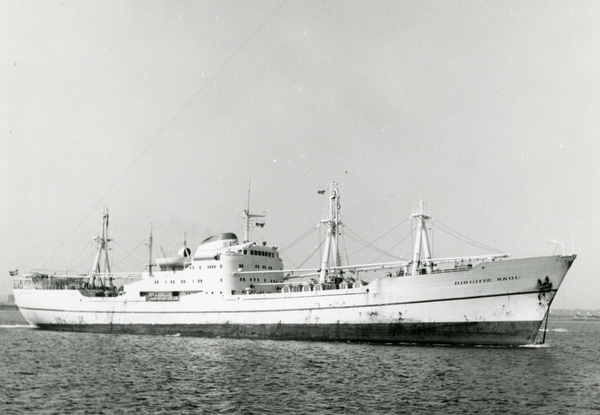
[35,321,544,346]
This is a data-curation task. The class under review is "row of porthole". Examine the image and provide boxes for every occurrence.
[247,250,276,258]
[191,264,223,270]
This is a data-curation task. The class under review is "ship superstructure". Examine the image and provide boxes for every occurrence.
[12,183,576,345]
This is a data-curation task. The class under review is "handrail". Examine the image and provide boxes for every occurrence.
[234,254,508,276]
[17,271,143,279]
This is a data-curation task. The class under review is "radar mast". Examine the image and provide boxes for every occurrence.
[243,180,265,242]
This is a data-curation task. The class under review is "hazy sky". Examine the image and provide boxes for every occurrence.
[2,1,599,309]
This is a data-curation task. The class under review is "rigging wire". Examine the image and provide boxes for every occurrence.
[279,222,324,270]
[279,251,297,269]
[62,240,93,271]
[344,217,409,261]
[342,226,350,266]
[111,240,147,270]
[279,224,320,253]
[367,228,413,263]
[67,252,94,274]
[434,219,504,253]
[431,219,434,257]
[295,239,325,269]
[318,222,322,265]
[344,230,405,261]
[42,1,287,268]
[156,239,185,258]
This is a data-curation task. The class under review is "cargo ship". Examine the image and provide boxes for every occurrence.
[12,183,576,345]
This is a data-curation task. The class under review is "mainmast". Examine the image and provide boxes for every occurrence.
[146,227,153,277]
[243,180,265,242]
[319,182,342,284]
[91,207,112,286]
[410,198,433,275]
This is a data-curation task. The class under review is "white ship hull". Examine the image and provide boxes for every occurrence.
[14,255,575,346]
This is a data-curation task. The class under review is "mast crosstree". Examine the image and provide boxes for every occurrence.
[411,198,433,275]
[91,207,112,287]
[319,182,342,284]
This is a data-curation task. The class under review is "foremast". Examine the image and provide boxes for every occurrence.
[91,207,112,287]
[410,198,433,275]
[319,182,342,284]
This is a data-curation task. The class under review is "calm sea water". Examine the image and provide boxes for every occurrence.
[1,310,599,415]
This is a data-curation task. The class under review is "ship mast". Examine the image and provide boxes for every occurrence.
[243,180,265,242]
[181,233,188,255]
[146,227,153,277]
[319,182,342,284]
[410,198,433,275]
[91,207,112,287]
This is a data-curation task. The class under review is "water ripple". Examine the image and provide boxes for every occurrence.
[1,311,599,414]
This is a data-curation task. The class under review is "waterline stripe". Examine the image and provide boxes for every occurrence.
[18,289,554,315]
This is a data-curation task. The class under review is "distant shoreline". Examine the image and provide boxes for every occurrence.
[0,304,18,310]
